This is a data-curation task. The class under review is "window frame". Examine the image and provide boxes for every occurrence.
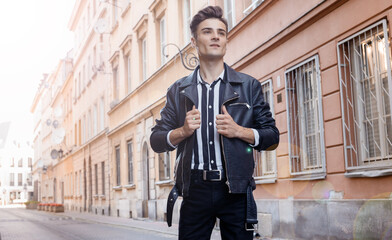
[115,145,121,186]
[224,0,236,31]
[337,19,392,172]
[127,140,134,184]
[159,151,171,181]
[285,55,326,177]
[253,79,277,181]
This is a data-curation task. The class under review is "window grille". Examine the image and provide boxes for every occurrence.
[101,161,105,195]
[127,141,134,184]
[285,55,325,175]
[254,80,277,179]
[115,146,121,186]
[159,152,171,181]
[337,20,392,170]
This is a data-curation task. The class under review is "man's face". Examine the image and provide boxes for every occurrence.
[191,18,227,61]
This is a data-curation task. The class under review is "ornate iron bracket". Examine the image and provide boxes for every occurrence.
[163,43,199,70]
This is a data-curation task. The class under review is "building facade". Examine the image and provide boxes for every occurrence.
[0,121,34,206]
[31,0,392,238]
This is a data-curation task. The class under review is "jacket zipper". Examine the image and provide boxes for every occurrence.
[228,102,250,109]
[221,95,239,193]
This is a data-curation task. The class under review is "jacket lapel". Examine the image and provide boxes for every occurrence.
[179,67,199,110]
[220,64,242,107]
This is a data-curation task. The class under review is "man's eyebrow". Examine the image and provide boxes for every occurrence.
[200,27,227,33]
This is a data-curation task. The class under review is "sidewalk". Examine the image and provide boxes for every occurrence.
[56,210,285,240]
[58,210,222,239]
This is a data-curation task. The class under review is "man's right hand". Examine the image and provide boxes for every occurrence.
[169,105,200,146]
[182,105,201,137]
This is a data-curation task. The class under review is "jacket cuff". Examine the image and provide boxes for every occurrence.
[249,128,259,147]
[166,130,178,149]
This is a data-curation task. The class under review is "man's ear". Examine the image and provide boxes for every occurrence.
[191,37,198,50]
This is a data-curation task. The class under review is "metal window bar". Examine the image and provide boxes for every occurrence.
[159,152,171,180]
[127,141,133,184]
[285,56,325,175]
[337,20,392,170]
[254,80,277,179]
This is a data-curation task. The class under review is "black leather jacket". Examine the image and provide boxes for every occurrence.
[150,64,279,197]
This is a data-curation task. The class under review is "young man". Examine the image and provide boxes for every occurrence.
[150,6,279,240]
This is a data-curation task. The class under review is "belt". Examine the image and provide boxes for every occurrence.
[191,169,225,181]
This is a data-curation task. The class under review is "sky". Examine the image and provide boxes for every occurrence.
[0,0,76,142]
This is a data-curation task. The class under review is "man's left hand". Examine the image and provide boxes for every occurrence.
[216,105,240,138]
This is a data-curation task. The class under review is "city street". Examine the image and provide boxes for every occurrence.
[0,208,177,240]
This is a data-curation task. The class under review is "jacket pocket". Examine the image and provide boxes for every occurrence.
[228,102,251,109]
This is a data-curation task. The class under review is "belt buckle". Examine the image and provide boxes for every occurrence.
[203,170,222,181]
[245,223,258,231]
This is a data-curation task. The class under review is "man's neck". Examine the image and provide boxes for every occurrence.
[199,59,224,84]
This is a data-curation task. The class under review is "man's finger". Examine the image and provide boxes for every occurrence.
[222,105,228,114]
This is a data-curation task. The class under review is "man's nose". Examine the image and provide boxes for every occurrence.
[211,31,220,40]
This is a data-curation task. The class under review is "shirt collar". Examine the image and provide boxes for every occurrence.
[197,69,225,85]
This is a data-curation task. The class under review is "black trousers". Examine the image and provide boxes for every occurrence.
[179,171,253,240]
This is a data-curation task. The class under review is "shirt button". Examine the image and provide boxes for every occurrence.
[209,122,212,126]
[209,105,212,109]
[211,160,214,164]
[209,88,212,91]
[209,141,213,145]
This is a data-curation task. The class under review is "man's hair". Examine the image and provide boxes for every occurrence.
[190,6,228,38]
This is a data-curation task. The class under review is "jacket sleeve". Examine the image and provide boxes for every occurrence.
[150,84,180,153]
[251,78,280,151]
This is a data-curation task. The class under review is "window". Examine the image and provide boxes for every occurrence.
[28,157,32,168]
[75,172,78,196]
[10,173,14,186]
[88,56,91,83]
[127,141,133,184]
[100,97,105,131]
[159,17,167,65]
[11,157,14,167]
[115,146,121,186]
[88,110,92,140]
[95,164,98,195]
[18,173,22,186]
[113,0,118,25]
[286,55,325,176]
[79,170,82,196]
[83,115,87,143]
[183,0,191,43]
[101,161,105,195]
[159,151,171,181]
[126,55,131,93]
[337,20,392,170]
[93,104,98,135]
[142,38,147,81]
[18,158,23,167]
[224,0,236,31]
[27,173,32,186]
[243,0,263,16]
[113,68,119,101]
[254,80,277,180]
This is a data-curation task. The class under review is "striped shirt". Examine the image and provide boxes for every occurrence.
[167,69,259,171]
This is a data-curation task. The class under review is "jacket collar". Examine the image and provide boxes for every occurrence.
[179,63,242,107]
[179,63,243,88]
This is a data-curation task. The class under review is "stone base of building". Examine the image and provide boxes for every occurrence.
[256,199,392,239]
